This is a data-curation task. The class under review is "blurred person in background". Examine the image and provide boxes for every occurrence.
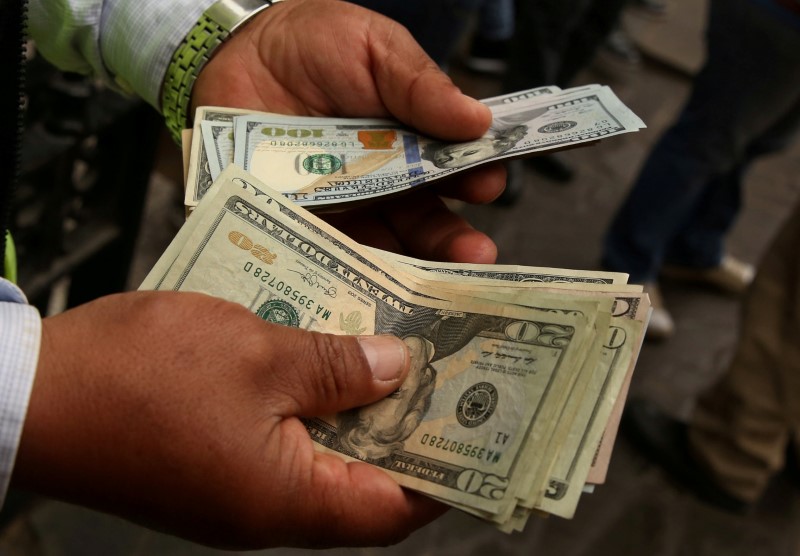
[479,0,637,204]
[602,0,800,339]
[349,0,483,67]
[624,196,800,513]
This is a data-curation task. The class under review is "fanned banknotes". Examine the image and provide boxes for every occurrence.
[379,250,648,522]
[183,85,644,212]
[145,164,650,531]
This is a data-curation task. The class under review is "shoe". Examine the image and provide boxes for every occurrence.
[601,28,642,66]
[523,153,575,183]
[462,35,508,75]
[593,27,642,77]
[622,399,752,514]
[642,281,675,340]
[661,255,755,295]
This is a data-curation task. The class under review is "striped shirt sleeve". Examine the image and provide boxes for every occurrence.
[29,0,216,110]
[0,278,41,509]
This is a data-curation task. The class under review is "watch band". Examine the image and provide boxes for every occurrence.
[161,0,284,144]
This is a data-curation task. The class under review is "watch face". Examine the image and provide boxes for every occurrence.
[217,0,281,33]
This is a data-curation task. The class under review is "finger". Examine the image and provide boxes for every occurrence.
[300,455,448,547]
[322,209,404,254]
[263,329,411,417]
[367,20,492,141]
[320,195,497,265]
[433,161,507,204]
[381,192,498,263]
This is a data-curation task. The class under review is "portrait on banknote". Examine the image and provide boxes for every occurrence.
[338,335,437,460]
[420,125,528,169]
[336,310,504,461]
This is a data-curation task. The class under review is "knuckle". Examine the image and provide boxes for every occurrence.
[303,332,361,402]
[124,291,186,331]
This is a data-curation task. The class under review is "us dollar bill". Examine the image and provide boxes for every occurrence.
[369,248,638,290]
[200,120,234,181]
[183,85,644,211]
[480,85,562,108]
[192,85,565,199]
[227,85,643,209]
[366,251,650,524]
[144,166,617,519]
[184,106,269,209]
[533,317,643,519]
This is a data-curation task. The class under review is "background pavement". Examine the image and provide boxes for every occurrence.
[3,0,800,554]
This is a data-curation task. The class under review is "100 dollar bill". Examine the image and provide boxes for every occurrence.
[185,85,644,210]
[232,86,643,208]
[184,86,563,208]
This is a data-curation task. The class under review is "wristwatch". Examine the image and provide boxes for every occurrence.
[161,0,284,144]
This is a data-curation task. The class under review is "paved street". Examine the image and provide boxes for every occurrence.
[3,1,800,554]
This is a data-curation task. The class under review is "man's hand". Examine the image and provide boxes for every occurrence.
[191,0,490,139]
[323,163,505,263]
[192,0,503,264]
[13,291,446,549]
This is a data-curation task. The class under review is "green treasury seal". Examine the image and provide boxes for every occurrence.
[302,154,343,175]
[538,120,577,134]
[256,299,300,327]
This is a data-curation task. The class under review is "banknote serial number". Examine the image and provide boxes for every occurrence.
[243,262,328,316]
[420,434,501,463]
[266,140,357,148]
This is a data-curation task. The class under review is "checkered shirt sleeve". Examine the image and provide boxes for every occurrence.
[0,278,42,509]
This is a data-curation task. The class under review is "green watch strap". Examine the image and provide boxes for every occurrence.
[4,231,17,284]
[161,0,284,144]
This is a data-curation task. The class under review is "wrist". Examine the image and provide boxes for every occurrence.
[12,316,78,498]
[161,0,287,144]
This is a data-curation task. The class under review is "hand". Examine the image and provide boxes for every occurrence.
[14,291,446,549]
[321,162,504,264]
[192,0,503,264]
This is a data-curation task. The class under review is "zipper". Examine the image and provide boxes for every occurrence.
[0,0,26,280]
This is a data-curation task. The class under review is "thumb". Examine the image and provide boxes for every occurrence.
[370,24,492,141]
[267,330,411,417]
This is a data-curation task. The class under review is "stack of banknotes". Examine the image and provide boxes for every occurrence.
[181,84,646,214]
[142,161,651,531]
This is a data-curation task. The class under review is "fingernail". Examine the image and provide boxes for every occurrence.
[357,335,408,382]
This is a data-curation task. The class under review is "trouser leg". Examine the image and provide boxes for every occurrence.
[666,95,800,268]
[689,203,800,502]
[603,0,800,281]
[476,0,515,41]
[556,0,629,86]
[348,0,481,66]
[503,0,592,90]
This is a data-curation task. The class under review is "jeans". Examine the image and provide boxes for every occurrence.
[503,0,629,91]
[474,0,515,41]
[602,0,800,282]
